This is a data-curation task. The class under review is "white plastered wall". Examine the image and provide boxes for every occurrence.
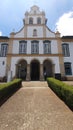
[14,28,24,38]
[46,27,55,37]
[12,40,19,54]
[0,58,6,77]
[27,26,43,37]
[51,40,58,54]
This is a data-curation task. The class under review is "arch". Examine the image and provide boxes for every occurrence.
[19,40,27,43]
[30,59,40,80]
[16,59,27,80]
[30,58,40,64]
[43,59,53,79]
[43,58,53,64]
[31,40,39,43]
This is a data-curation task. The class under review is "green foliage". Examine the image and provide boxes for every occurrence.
[0,79,22,100]
[47,78,73,110]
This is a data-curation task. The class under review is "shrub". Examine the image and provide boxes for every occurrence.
[0,79,22,101]
[47,78,73,110]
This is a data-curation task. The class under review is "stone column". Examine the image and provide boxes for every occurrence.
[52,64,55,77]
[40,64,44,81]
[7,70,12,82]
[59,57,65,77]
[57,37,65,77]
[26,64,30,81]
[6,36,14,77]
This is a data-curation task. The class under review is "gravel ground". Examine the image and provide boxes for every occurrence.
[0,81,73,130]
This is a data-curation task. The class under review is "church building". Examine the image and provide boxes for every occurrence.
[0,5,73,81]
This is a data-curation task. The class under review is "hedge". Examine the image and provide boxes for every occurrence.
[0,79,22,101]
[47,78,73,110]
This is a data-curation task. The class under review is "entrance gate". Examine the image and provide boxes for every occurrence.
[30,60,40,81]
[16,60,27,80]
[43,60,53,79]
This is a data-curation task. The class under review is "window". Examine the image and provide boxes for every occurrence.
[19,41,27,54]
[31,41,39,54]
[2,61,5,65]
[33,29,37,36]
[62,43,70,57]
[64,62,72,75]
[29,17,33,24]
[34,10,36,14]
[43,40,51,54]
[37,17,41,24]
[1,43,8,57]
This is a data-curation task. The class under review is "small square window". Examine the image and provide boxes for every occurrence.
[2,61,5,65]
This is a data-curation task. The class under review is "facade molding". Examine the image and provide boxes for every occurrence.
[9,37,61,41]
[7,53,63,57]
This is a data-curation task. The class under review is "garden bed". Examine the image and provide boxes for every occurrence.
[47,78,73,110]
[0,79,22,103]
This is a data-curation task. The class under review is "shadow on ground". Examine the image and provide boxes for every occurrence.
[0,87,21,107]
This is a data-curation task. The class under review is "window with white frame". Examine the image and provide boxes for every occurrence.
[1,43,8,57]
[37,17,41,24]
[43,40,51,54]
[29,17,33,24]
[31,41,39,54]
[62,43,70,57]
[33,29,37,36]
[64,62,72,75]
[19,41,27,54]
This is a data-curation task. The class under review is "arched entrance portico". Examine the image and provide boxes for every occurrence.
[43,59,54,79]
[30,60,40,81]
[16,60,27,80]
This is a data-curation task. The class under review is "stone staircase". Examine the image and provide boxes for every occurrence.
[22,81,48,88]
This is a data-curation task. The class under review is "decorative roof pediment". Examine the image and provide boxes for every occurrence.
[28,5,44,15]
[31,5,39,11]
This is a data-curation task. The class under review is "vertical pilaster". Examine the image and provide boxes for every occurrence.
[6,33,14,76]
[26,64,30,80]
[43,25,46,37]
[52,64,55,77]
[24,25,27,37]
[40,64,44,80]
[57,37,65,77]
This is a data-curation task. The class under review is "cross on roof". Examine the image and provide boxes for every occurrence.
[33,0,38,5]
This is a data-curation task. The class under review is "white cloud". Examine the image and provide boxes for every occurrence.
[55,11,73,36]
[0,31,2,36]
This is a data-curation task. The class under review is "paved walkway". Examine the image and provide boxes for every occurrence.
[0,81,73,130]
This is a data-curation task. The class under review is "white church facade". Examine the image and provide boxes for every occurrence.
[0,5,73,81]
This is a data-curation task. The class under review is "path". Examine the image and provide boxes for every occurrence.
[0,81,73,130]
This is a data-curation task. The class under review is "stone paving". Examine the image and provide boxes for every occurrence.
[0,81,73,130]
[63,81,73,86]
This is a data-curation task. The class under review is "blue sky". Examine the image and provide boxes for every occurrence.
[0,0,73,36]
